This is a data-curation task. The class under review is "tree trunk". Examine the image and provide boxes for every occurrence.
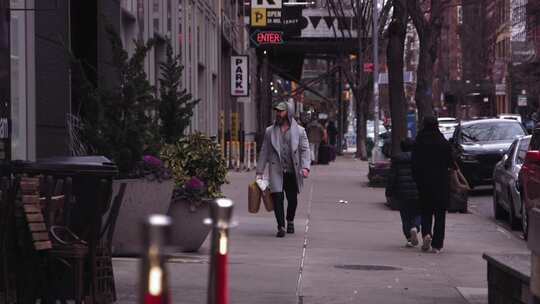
[356,49,368,160]
[387,1,408,157]
[407,0,445,124]
[415,31,435,123]
[355,85,368,160]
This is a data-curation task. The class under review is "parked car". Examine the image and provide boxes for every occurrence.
[368,145,391,186]
[439,117,458,140]
[518,127,540,239]
[498,113,522,123]
[438,117,458,129]
[451,119,527,188]
[493,135,531,231]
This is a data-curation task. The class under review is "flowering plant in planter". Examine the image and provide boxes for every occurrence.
[172,177,208,212]
[161,133,228,211]
[129,155,172,182]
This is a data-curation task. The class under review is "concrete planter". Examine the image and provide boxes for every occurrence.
[168,199,211,252]
[111,179,174,256]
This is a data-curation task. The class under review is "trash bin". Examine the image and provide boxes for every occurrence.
[11,156,118,238]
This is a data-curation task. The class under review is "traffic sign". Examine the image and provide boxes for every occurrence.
[518,95,528,107]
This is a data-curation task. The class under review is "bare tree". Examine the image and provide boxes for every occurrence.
[325,0,391,159]
[387,0,409,156]
[402,0,454,122]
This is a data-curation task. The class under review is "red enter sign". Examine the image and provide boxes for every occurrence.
[256,32,283,44]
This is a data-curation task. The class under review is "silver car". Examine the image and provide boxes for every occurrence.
[493,135,531,230]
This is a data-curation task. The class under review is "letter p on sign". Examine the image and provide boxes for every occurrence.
[251,8,267,27]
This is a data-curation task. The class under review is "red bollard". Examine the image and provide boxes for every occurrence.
[207,198,234,304]
[216,232,228,304]
[140,214,171,304]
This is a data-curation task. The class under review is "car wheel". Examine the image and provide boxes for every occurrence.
[508,194,521,231]
[522,202,529,240]
[493,191,505,220]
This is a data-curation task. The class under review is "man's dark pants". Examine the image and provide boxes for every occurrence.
[271,173,298,229]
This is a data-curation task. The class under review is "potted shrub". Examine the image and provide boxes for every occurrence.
[69,28,176,256]
[161,133,228,252]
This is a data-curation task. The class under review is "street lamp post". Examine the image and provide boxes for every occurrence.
[372,0,380,152]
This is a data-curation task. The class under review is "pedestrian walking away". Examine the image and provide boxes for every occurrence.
[256,101,311,238]
[412,116,456,253]
[326,120,338,161]
[385,138,421,247]
[306,118,326,164]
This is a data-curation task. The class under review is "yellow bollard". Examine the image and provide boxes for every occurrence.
[245,142,251,171]
[225,141,231,169]
[252,142,257,170]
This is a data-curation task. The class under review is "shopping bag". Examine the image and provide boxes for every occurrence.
[255,179,274,212]
[261,189,274,211]
[248,182,262,213]
[450,165,470,194]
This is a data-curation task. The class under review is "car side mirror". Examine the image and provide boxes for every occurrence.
[525,150,540,164]
[503,154,511,169]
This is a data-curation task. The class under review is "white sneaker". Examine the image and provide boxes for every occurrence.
[431,248,443,254]
[405,240,414,248]
[410,228,419,246]
[421,235,432,252]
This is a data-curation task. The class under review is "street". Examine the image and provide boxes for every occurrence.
[113,156,528,304]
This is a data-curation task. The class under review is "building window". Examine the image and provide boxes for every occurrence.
[457,5,463,24]
[10,0,34,160]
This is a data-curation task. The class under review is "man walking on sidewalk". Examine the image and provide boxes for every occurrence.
[412,116,455,253]
[256,101,311,238]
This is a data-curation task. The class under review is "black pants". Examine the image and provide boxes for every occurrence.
[400,209,421,239]
[421,207,446,249]
[271,173,298,229]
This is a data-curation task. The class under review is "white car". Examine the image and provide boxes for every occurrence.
[438,117,458,135]
[498,113,522,123]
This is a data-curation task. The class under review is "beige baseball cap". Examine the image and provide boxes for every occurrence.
[273,101,288,111]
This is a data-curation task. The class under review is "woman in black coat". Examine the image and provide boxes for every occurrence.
[412,116,456,253]
[386,138,421,247]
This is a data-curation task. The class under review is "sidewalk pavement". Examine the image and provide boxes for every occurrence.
[113,155,528,304]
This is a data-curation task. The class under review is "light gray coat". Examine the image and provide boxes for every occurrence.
[256,104,311,193]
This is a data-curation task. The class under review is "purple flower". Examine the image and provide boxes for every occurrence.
[143,155,162,167]
[185,176,205,191]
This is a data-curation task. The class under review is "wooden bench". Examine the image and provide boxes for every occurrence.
[18,176,89,303]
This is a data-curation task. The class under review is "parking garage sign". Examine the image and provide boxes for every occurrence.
[231,56,249,97]
[250,0,282,28]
